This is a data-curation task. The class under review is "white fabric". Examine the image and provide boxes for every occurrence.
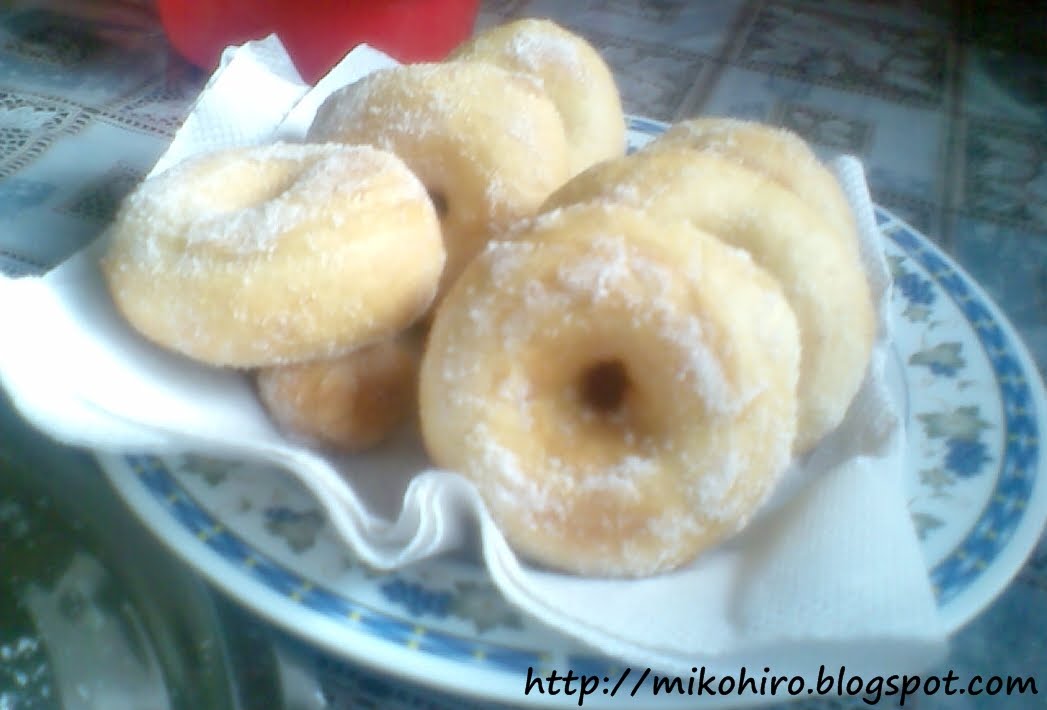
[0,37,946,677]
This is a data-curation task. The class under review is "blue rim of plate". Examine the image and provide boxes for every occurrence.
[105,117,1046,680]
[882,218,1040,608]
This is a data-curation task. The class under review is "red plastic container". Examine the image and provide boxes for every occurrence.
[158,0,480,83]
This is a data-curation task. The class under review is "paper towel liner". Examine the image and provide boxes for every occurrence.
[0,36,946,678]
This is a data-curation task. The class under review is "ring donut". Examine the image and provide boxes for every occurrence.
[449,18,625,176]
[307,62,570,299]
[645,118,859,256]
[419,204,801,576]
[257,331,422,452]
[543,148,875,453]
[102,143,444,368]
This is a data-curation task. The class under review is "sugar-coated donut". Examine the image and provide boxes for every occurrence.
[103,143,444,368]
[307,62,570,299]
[257,332,422,452]
[646,118,859,256]
[543,149,875,454]
[450,18,625,176]
[420,204,801,576]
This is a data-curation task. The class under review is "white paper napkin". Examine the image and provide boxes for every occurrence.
[0,36,947,678]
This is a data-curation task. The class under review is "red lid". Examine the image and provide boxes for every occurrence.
[158,0,480,83]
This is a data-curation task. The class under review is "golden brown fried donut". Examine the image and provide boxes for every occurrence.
[307,62,570,300]
[543,148,875,453]
[450,18,625,176]
[102,143,444,368]
[420,204,800,576]
[257,333,422,452]
[646,118,860,257]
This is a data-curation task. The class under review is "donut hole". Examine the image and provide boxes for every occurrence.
[202,169,300,218]
[579,359,629,414]
[427,188,449,218]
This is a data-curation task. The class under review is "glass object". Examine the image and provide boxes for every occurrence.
[0,403,282,709]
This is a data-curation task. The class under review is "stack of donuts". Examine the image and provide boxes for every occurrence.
[102,18,875,578]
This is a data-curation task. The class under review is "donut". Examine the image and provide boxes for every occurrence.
[542,149,875,454]
[449,18,625,176]
[419,204,801,576]
[645,118,859,256]
[306,62,570,299]
[102,143,444,368]
[257,331,422,452]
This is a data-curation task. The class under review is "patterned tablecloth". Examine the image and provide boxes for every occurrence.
[0,2,1044,708]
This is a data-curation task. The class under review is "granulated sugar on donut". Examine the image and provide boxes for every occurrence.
[543,148,875,454]
[307,62,570,303]
[103,142,445,368]
[420,204,801,577]
[449,18,625,176]
[646,117,861,260]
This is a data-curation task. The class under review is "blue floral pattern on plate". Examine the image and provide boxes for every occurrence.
[96,119,1047,706]
[883,216,1042,623]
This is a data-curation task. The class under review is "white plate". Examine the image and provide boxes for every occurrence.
[98,119,1047,707]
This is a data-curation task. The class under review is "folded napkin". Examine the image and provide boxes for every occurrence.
[0,36,946,677]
